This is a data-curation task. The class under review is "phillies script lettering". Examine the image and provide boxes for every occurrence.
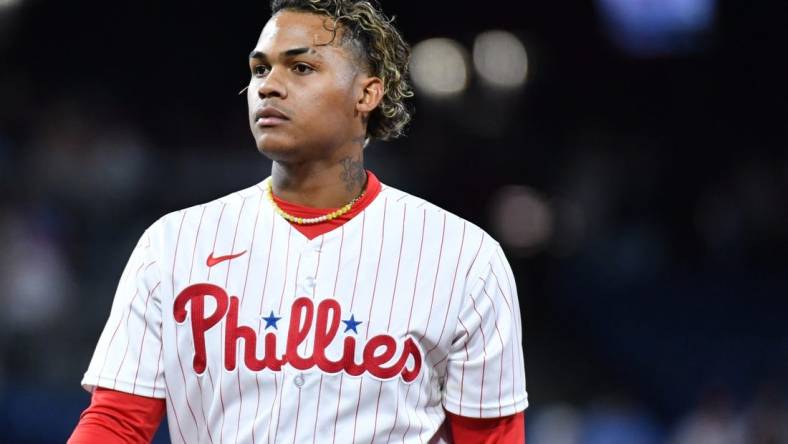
[173,283,422,383]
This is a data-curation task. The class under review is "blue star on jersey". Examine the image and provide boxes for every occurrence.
[342,314,362,334]
[262,311,282,330]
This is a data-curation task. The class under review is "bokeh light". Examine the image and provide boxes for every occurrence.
[489,185,554,253]
[473,30,529,88]
[410,38,469,97]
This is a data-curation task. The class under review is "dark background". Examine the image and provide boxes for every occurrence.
[1,0,787,442]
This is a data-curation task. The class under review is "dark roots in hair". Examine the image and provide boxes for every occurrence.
[270,0,414,142]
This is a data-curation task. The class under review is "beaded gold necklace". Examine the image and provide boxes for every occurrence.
[265,178,367,225]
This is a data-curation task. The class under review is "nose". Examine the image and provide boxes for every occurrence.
[257,67,287,99]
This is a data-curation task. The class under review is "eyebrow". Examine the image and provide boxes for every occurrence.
[248,47,319,61]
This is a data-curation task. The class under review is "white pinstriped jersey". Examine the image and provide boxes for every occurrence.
[82,177,528,443]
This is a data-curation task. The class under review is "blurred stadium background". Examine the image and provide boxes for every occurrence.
[1,0,787,442]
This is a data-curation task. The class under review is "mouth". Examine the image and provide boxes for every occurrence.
[254,106,289,127]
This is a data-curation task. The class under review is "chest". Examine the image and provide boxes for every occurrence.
[163,209,467,382]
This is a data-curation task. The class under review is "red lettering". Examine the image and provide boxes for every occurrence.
[285,297,315,370]
[224,297,287,371]
[400,338,423,383]
[174,288,422,382]
[343,336,365,376]
[260,331,285,371]
[364,335,399,379]
[313,298,344,373]
[173,283,229,374]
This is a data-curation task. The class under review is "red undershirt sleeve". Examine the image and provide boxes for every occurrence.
[446,411,526,443]
[68,387,166,444]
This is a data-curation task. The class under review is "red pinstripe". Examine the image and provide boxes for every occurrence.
[348,212,367,309]
[301,235,325,352]
[201,203,227,444]
[312,226,344,443]
[415,213,447,344]
[113,261,157,389]
[332,213,366,444]
[465,237,485,280]
[468,293,488,417]
[170,211,201,435]
[363,198,388,342]
[489,268,513,314]
[273,229,300,444]
[253,211,276,444]
[203,203,228,436]
[271,342,291,442]
[384,206,406,333]
[401,373,427,444]
[370,205,405,443]
[456,317,471,416]
[481,285,506,416]
[132,281,162,392]
[201,203,227,443]
[97,260,145,381]
[188,206,208,282]
[381,378,401,444]
[494,249,523,404]
[164,376,189,444]
[310,375,325,444]
[216,197,248,444]
[403,212,447,443]
[152,320,163,395]
[187,205,214,444]
[235,196,263,444]
[267,224,291,444]
[404,209,426,333]
[207,367,215,390]
[292,389,303,444]
[385,208,425,444]
[276,227,293,312]
[351,199,388,442]
[266,374,280,444]
[292,236,324,443]
[424,223,467,359]
[421,374,440,430]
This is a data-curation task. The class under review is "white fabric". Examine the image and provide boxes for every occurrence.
[82,179,527,443]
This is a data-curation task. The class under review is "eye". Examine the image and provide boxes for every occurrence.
[292,63,315,75]
[252,65,270,77]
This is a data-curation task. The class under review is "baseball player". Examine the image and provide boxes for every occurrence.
[69,0,527,442]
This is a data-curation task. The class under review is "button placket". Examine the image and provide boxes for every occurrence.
[297,243,321,296]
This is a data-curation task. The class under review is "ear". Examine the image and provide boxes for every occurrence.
[355,76,384,114]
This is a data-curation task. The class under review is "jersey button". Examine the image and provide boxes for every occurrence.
[304,276,316,288]
[294,374,305,388]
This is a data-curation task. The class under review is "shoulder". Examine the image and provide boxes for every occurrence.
[143,179,268,251]
[378,182,503,272]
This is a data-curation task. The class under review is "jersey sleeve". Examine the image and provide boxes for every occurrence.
[443,242,528,418]
[81,226,166,399]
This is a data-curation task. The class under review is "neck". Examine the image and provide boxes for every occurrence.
[271,153,367,208]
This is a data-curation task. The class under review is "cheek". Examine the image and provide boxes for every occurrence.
[302,89,355,126]
[246,84,256,112]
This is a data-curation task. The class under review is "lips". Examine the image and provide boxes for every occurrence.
[254,106,289,127]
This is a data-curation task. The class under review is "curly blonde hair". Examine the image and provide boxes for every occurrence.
[270,0,414,142]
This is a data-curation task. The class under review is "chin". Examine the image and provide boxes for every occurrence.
[254,134,300,162]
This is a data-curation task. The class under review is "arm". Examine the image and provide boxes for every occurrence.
[443,240,528,438]
[73,225,168,441]
[68,388,165,444]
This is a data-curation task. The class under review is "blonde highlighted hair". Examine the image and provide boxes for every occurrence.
[271,0,414,142]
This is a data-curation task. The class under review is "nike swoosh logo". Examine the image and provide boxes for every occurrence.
[206,251,247,267]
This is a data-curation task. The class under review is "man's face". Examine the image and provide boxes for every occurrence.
[247,10,365,161]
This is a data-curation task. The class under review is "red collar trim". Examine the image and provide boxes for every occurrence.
[270,171,382,240]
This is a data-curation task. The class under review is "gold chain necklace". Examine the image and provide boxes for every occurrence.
[265,178,367,225]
